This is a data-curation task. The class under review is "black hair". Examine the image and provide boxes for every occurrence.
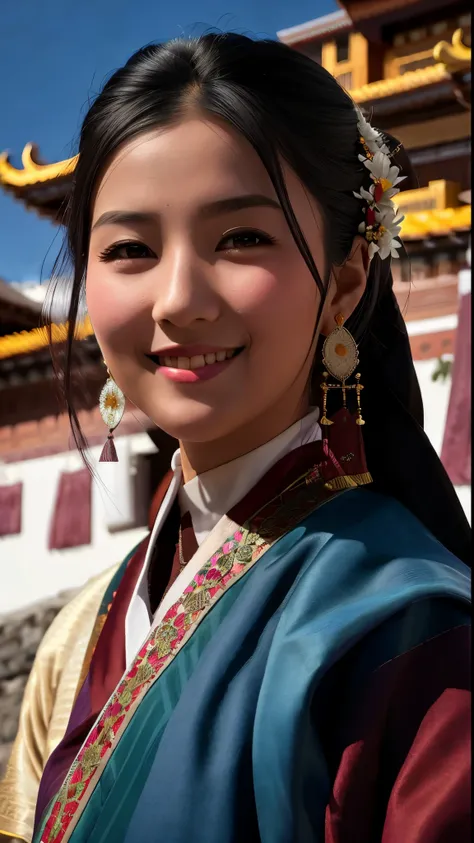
[46,32,470,563]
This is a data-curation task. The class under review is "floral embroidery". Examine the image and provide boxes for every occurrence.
[40,464,335,843]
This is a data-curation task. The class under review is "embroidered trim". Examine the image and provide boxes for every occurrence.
[324,471,372,491]
[39,465,342,843]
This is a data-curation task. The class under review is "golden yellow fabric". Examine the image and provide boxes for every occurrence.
[0,565,118,843]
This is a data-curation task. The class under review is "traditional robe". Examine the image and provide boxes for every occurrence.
[0,566,118,843]
[1,410,471,843]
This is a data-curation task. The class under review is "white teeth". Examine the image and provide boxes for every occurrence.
[190,355,205,370]
[158,349,239,369]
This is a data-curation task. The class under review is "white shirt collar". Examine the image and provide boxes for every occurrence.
[176,407,321,546]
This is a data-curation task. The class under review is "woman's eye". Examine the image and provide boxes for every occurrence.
[99,241,156,262]
[217,230,276,252]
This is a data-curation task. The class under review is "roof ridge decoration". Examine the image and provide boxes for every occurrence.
[433,29,472,73]
[0,143,78,188]
[0,318,93,360]
[1,34,470,192]
[350,63,450,103]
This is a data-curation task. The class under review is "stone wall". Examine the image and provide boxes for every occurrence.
[0,589,78,779]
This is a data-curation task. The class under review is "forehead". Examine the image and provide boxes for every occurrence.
[91,116,322,232]
[92,118,276,218]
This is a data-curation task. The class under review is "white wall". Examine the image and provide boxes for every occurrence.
[0,433,156,614]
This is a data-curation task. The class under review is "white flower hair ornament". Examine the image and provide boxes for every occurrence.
[354,110,406,262]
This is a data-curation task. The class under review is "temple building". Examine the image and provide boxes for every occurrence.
[277,0,471,496]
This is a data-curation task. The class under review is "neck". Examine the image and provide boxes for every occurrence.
[179,392,310,483]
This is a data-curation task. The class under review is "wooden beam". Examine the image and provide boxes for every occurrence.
[387,112,471,149]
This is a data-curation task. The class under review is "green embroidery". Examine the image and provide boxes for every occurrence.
[182,589,211,613]
[235,545,253,563]
[219,552,236,574]
[135,662,153,683]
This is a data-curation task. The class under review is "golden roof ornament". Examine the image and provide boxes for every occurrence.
[433,29,471,73]
[0,318,93,360]
[0,142,77,187]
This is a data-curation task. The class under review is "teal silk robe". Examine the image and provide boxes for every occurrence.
[34,444,471,843]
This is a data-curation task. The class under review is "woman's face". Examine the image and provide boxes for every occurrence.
[87,117,325,447]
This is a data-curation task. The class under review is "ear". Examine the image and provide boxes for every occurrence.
[320,236,369,336]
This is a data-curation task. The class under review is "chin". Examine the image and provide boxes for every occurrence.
[148,401,241,444]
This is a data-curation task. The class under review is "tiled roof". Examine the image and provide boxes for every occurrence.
[277,10,352,44]
[0,318,94,360]
[351,63,451,103]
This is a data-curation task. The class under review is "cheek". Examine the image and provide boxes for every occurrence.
[227,261,318,356]
[85,266,149,351]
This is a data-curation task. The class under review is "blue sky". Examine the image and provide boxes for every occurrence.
[0,0,336,283]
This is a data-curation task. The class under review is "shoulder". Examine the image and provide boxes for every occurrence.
[308,487,470,575]
[281,488,470,646]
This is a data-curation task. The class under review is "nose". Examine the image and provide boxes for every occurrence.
[152,245,221,329]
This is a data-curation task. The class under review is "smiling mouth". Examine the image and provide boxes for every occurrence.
[147,347,244,370]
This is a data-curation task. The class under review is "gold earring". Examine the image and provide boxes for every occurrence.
[320,314,365,426]
[98,366,125,462]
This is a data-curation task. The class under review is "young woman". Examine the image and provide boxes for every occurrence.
[1,33,470,843]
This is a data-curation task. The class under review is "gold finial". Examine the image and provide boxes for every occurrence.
[433,28,471,72]
[0,143,78,188]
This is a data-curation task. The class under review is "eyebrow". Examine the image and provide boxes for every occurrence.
[91,194,282,232]
[91,211,156,232]
[199,194,282,217]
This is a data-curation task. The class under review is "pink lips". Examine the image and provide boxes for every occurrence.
[148,345,242,384]
[159,359,235,383]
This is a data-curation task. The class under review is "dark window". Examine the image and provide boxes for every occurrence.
[336,34,349,63]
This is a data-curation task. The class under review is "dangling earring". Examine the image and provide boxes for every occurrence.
[320,313,365,426]
[319,314,372,491]
[98,367,125,462]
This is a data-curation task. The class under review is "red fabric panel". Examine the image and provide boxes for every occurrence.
[382,689,471,842]
[441,292,471,486]
[324,624,471,843]
[0,482,22,536]
[48,468,92,549]
[148,469,174,529]
[89,538,149,716]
